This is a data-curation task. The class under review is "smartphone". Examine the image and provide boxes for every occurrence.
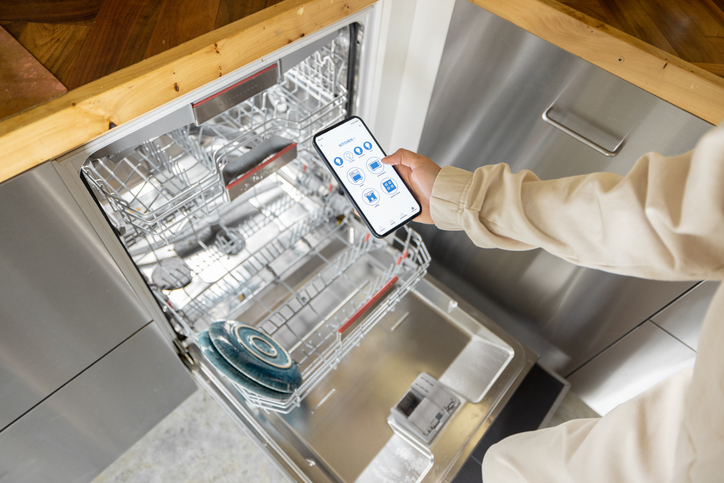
[313,116,422,238]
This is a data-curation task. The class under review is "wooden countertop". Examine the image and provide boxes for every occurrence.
[1,0,723,185]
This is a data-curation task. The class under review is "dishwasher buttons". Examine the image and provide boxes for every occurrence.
[389,373,460,445]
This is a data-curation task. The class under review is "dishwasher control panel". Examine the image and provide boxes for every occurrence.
[389,373,460,444]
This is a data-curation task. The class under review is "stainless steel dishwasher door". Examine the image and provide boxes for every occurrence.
[417,0,712,375]
[189,275,534,483]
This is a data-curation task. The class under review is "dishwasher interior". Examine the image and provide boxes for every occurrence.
[77,24,531,482]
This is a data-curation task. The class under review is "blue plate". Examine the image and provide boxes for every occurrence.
[198,331,290,400]
[208,320,302,393]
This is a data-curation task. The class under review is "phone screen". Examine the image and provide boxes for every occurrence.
[313,117,422,237]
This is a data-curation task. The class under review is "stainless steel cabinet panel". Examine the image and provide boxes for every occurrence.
[0,163,153,431]
[567,321,696,415]
[417,0,710,375]
[652,281,721,351]
[0,322,196,483]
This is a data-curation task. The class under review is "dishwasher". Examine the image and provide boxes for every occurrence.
[51,7,534,483]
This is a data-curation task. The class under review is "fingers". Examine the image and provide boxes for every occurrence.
[381,148,427,170]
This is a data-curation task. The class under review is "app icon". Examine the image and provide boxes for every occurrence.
[343,151,354,161]
[381,178,398,194]
[333,157,343,166]
[367,157,383,174]
[362,188,380,205]
[354,146,364,156]
[347,168,365,185]
[363,141,373,150]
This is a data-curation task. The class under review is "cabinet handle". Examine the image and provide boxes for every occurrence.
[542,107,623,157]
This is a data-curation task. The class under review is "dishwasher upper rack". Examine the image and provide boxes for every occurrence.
[80,36,349,253]
[211,43,348,176]
[82,129,226,250]
[177,222,430,414]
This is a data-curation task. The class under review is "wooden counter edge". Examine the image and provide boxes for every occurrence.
[468,0,724,127]
[0,0,375,185]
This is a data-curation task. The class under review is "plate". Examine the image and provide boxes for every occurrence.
[198,331,290,400]
[209,320,302,393]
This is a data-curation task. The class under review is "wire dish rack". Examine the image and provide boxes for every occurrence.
[211,41,348,185]
[82,129,226,250]
[82,34,348,253]
[165,212,430,413]
[154,166,430,413]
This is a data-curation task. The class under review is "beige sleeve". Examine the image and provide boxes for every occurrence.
[429,123,724,281]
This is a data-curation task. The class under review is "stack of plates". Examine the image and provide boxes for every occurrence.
[199,320,302,400]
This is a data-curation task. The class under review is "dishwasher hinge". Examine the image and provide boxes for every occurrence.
[172,338,196,370]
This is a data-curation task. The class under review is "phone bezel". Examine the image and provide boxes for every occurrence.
[312,116,422,238]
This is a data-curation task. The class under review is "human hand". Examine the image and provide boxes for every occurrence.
[382,149,441,224]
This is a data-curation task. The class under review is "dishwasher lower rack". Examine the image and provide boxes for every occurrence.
[161,213,430,413]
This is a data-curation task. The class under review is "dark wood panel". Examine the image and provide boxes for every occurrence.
[563,0,624,29]
[63,0,164,89]
[215,0,285,29]
[143,0,222,58]
[0,0,103,23]
[636,0,724,63]
[0,22,27,39]
[561,0,724,73]
[14,22,92,86]
[599,0,675,54]
[711,36,724,56]
[684,0,724,37]
[116,0,165,69]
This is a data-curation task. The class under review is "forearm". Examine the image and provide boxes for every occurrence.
[430,125,724,281]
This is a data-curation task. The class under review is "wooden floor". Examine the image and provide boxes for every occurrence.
[560,0,724,77]
[0,0,284,91]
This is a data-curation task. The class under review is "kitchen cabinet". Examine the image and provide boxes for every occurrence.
[0,163,195,483]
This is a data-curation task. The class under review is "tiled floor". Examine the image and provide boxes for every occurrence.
[93,383,598,483]
[92,389,287,483]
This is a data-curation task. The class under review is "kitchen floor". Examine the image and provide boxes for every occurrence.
[92,389,288,483]
[92,386,599,483]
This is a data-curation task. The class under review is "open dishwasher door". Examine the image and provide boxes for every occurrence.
[51,5,535,482]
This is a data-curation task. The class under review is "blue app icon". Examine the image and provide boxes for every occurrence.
[367,157,383,174]
[363,141,373,150]
[347,168,365,185]
[333,157,343,166]
[354,146,363,156]
[381,178,398,194]
[362,188,380,205]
